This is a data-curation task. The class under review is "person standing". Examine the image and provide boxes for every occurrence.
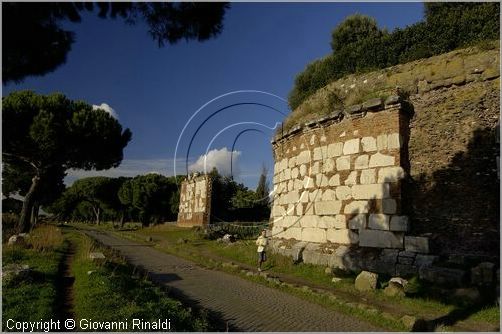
[256,229,268,272]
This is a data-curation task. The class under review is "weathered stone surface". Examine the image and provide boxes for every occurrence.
[354,155,369,169]
[368,214,390,230]
[281,227,302,240]
[382,199,397,214]
[327,229,359,244]
[344,200,370,214]
[362,98,383,110]
[311,161,320,174]
[308,189,320,202]
[414,254,438,268]
[335,186,352,201]
[352,184,390,199]
[384,281,406,297]
[323,158,335,173]
[385,95,400,105]
[378,166,405,183]
[359,230,404,248]
[296,150,311,165]
[405,236,429,254]
[319,215,346,229]
[299,215,320,228]
[387,133,401,150]
[329,174,340,186]
[359,169,376,184]
[400,315,417,330]
[390,216,409,232]
[300,190,309,203]
[315,201,342,215]
[272,205,286,217]
[327,142,343,157]
[343,138,360,155]
[313,146,327,161]
[471,262,495,285]
[336,156,351,170]
[291,167,299,179]
[355,271,378,291]
[398,256,414,265]
[2,264,31,284]
[321,189,337,201]
[348,214,366,230]
[344,171,358,185]
[395,264,418,276]
[369,152,395,167]
[361,137,377,152]
[296,203,303,216]
[376,134,388,151]
[303,176,315,189]
[300,164,307,177]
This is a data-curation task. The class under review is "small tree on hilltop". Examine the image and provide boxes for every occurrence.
[2,91,132,232]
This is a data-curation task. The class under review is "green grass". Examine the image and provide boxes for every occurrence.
[2,243,67,329]
[68,231,209,331]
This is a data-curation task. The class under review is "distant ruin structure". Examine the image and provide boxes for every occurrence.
[177,173,212,227]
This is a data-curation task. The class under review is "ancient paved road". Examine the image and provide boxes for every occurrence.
[84,230,384,332]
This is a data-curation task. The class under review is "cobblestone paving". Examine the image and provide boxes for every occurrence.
[85,230,384,332]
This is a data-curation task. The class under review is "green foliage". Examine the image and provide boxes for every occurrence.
[3,2,230,83]
[288,3,500,110]
[2,91,131,232]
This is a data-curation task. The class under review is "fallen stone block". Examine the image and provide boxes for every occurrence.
[355,271,378,292]
[89,252,106,260]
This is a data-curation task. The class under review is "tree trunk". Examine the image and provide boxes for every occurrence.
[18,175,40,233]
[120,212,125,229]
[31,201,40,228]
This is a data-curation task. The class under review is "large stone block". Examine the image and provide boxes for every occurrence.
[351,184,390,199]
[285,190,299,204]
[378,166,405,183]
[300,164,307,177]
[323,158,335,173]
[344,200,370,214]
[336,186,352,201]
[280,226,303,240]
[291,167,299,179]
[344,171,358,185]
[369,152,395,168]
[348,214,366,229]
[382,199,397,214]
[288,156,297,168]
[327,142,343,157]
[313,146,327,160]
[296,150,311,165]
[368,214,390,230]
[387,133,401,150]
[404,236,430,254]
[360,169,376,184]
[355,271,378,291]
[315,201,342,215]
[318,215,346,229]
[414,254,438,268]
[302,228,327,243]
[361,137,377,152]
[376,134,388,151]
[329,174,340,186]
[296,203,303,216]
[390,216,409,232]
[471,262,495,285]
[300,190,309,203]
[303,176,315,189]
[336,156,351,170]
[309,189,321,202]
[321,189,337,201]
[327,229,359,244]
[316,174,328,187]
[354,155,369,169]
[343,138,360,155]
[272,205,286,217]
[299,215,320,228]
[359,230,404,248]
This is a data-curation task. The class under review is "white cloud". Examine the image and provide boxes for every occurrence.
[92,103,118,119]
[189,147,240,177]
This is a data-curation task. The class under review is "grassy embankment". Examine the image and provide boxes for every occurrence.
[110,223,499,331]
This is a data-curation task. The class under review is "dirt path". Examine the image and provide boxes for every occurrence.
[57,241,76,323]
[83,229,385,332]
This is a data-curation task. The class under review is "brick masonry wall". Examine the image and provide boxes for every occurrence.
[270,101,417,251]
[177,174,212,227]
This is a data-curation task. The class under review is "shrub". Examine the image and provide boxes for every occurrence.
[288,3,500,111]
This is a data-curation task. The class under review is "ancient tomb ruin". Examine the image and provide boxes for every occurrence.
[177,174,212,227]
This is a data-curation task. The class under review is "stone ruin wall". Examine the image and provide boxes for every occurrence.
[269,99,433,276]
[177,174,212,227]
[268,46,500,281]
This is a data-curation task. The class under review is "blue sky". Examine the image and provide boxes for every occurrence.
[3,2,425,189]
